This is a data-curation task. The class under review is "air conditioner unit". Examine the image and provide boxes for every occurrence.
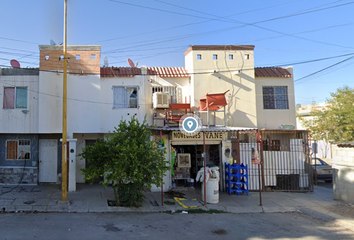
[153,92,169,108]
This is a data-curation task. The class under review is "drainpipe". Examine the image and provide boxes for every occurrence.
[160,130,164,206]
[203,132,207,205]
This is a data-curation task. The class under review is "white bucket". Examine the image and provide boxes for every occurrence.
[187,178,194,188]
[201,178,219,204]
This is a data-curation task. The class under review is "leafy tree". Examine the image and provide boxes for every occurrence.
[80,117,169,207]
[300,86,354,143]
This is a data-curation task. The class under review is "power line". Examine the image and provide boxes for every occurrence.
[102,0,354,53]
[294,55,354,83]
[99,0,304,43]
[0,36,39,45]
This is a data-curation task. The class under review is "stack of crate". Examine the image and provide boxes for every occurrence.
[225,163,249,195]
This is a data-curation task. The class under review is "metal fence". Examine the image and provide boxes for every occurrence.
[230,130,312,192]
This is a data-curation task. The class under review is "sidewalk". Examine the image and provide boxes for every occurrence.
[0,183,339,214]
[0,184,338,213]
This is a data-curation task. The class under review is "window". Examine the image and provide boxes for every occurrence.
[245,54,250,60]
[45,55,49,60]
[213,54,218,60]
[76,55,80,60]
[152,86,178,103]
[263,86,288,109]
[262,140,281,151]
[6,139,31,160]
[113,86,138,108]
[197,54,202,60]
[229,54,233,60]
[91,54,96,60]
[3,87,28,109]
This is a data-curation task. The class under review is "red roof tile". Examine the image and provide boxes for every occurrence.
[147,67,189,78]
[255,67,292,78]
[101,67,189,78]
[100,67,141,77]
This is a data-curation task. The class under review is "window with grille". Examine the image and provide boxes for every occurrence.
[152,86,178,103]
[262,139,281,151]
[3,87,28,109]
[113,86,138,109]
[6,139,31,160]
[263,86,288,109]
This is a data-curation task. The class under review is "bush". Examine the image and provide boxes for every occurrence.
[80,117,169,207]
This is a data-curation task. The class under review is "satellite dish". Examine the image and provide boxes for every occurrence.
[127,58,135,68]
[104,56,109,67]
[10,59,20,68]
[50,39,57,45]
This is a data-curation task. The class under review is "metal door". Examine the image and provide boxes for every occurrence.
[39,139,58,183]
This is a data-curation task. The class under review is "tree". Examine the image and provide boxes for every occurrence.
[301,86,354,144]
[79,117,169,207]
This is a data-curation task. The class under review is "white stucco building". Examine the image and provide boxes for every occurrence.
[1,44,307,193]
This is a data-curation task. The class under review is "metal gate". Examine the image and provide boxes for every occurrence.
[231,130,312,192]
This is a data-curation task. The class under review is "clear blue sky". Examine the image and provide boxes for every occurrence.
[1,0,353,106]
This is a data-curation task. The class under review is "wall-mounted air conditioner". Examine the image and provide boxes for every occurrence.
[153,92,169,108]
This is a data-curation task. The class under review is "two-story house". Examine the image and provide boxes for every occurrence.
[1,44,309,193]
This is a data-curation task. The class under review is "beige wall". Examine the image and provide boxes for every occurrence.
[255,67,296,129]
[332,144,354,204]
[185,48,257,128]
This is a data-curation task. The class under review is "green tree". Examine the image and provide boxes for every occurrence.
[80,117,169,207]
[301,86,354,143]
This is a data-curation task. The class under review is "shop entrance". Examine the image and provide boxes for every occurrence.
[171,144,221,188]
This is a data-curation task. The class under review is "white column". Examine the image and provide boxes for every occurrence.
[68,139,77,192]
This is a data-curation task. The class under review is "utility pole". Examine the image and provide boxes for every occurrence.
[61,0,68,201]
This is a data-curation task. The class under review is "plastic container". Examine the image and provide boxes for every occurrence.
[187,178,194,188]
[201,178,219,204]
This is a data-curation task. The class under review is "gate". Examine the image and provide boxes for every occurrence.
[232,130,312,192]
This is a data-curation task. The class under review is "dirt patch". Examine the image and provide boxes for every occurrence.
[326,203,354,219]
[212,229,228,235]
[102,223,121,232]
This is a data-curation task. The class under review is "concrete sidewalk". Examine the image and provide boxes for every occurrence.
[0,183,340,214]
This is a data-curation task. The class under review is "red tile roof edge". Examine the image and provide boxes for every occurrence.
[101,67,189,78]
[100,67,141,77]
[255,67,292,78]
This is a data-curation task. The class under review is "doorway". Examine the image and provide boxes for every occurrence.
[39,139,58,183]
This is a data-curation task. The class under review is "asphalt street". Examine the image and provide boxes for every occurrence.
[1,211,354,240]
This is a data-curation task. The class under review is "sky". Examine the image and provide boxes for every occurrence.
[0,0,354,106]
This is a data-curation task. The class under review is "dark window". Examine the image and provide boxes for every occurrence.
[197,54,202,60]
[262,140,281,151]
[263,86,288,109]
[6,139,31,160]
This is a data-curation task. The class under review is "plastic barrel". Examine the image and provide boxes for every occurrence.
[201,178,219,204]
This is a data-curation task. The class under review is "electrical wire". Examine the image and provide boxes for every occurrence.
[102,0,354,54]
[294,55,354,83]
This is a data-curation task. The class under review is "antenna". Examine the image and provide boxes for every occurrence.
[127,58,135,68]
[50,39,57,45]
[104,56,109,67]
[10,59,20,68]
